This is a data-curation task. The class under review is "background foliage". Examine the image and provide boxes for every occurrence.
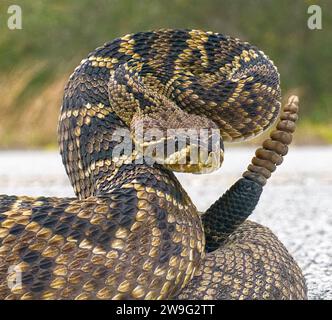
[0,0,331,147]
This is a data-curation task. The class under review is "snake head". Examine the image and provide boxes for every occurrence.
[163,128,224,174]
[131,112,224,174]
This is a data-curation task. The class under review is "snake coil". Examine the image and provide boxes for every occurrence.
[0,30,307,300]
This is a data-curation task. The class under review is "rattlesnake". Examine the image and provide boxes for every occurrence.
[0,29,306,299]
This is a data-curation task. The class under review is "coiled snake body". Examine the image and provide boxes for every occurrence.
[0,30,306,300]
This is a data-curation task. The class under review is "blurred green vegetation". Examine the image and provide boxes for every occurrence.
[0,0,331,147]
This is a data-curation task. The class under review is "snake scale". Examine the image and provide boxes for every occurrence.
[0,29,306,300]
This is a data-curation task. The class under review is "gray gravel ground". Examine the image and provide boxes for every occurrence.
[0,147,331,300]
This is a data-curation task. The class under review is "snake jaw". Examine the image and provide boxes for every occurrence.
[163,144,224,174]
